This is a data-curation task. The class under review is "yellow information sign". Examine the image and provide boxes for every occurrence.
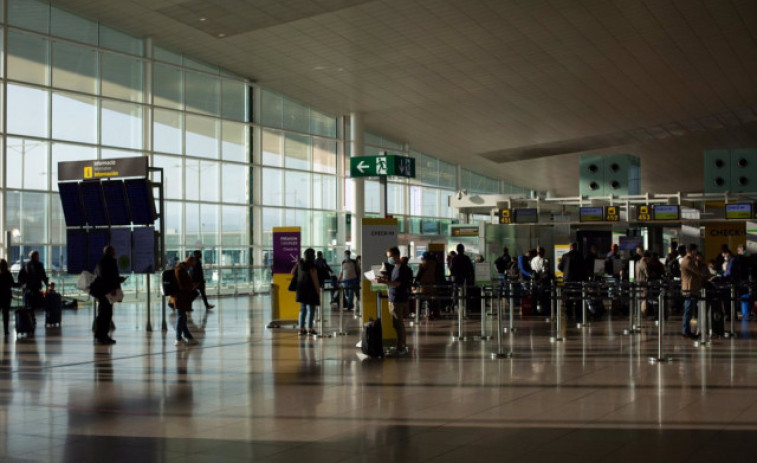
[637,205,651,221]
[498,208,512,224]
[605,206,620,222]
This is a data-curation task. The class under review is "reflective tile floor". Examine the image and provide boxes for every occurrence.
[2,297,757,462]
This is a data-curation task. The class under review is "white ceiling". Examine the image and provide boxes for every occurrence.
[53,0,757,195]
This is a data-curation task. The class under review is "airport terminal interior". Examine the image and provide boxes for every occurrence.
[4,0,757,461]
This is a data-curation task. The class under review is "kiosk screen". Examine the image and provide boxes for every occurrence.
[653,205,680,220]
[725,203,753,220]
[58,182,86,227]
[515,208,538,224]
[579,207,604,222]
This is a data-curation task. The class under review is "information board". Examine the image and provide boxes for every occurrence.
[451,225,479,237]
[102,180,131,226]
[579,207,604,222]
[80,181,109,227]
[125,179,156,225]
[273,227,301,274]
[58,182,87,227]
[515,208,538,224]
[726,203,753,220]
[88,229,110,272]
[132,227,155,273]
[109,228,132,273]
[637,205,652,221]
[653,205,680,220]
[498,208,512,224]
[66,229,88,274]
[605,206,620,222]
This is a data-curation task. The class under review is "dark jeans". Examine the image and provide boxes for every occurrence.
[176,310,192,341]
[299,303,316,329]
[1,298,10,334]
[95,297,113,340]
[196,284,210,307]
[682,296,696,335]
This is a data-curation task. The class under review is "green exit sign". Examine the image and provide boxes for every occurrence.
[350,154,415,178]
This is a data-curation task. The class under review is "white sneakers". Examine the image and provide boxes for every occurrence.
[174,338,198,347]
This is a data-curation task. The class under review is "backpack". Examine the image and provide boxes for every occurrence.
[495,255,511,274]
[665,257,680,279]
[506,260,520,280]
[161,268,179,296]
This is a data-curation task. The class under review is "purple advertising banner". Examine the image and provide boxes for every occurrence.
[273,227,301,274]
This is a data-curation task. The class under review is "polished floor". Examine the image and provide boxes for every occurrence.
[2,296,757,463]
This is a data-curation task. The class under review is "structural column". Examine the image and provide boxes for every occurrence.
[350,113,364,255]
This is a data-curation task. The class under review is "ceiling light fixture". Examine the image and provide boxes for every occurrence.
[218,33,226,38]
[199,17,207,21]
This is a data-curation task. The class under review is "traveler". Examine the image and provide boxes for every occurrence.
[377,246,411,355]
[93,246,126,345]
[494,246,512,294]
[0,259,17,336]
[20,250,48,310]
[584,245,599,280]
[604,244,621,277]
[172,256,199,346]
[191,250,214,310]
[449,244,474,286]
[338,250,360,311]
[518,250,534,281]
[315,251,334,286]
[415,252,443,319]
[293,248,321,336]
[635,251,651,316]
[680,244,708,338]
[558,242,585,318]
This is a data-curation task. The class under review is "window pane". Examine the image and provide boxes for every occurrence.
[222,206,247,245]
[185,114,219,158]
[185,202,200,246]
[52,92,97,144]
[221,121,247,162]
[364,180,380,213]
[312,174,336,210]
[99,25,142,56]
[8,30,49,85]
[200,204,219,246]
[262,129,282,167]
[7,84,48,137]
[152,155,182,200]
[8,0,49,34]
[388,182,405,215]
[101,148,141,160]
[153,108,182,155]
[101,52,143,102]
[284,133,309,170]
[51,196,65,243]
[312,211,337,247]
[185,159,219,202]
[283,98,309,133]
[422,188,439,217]
[261,207,282,246]
[284,209,311,246]
[409,185,421,216]
[313,139,336,174]
[51,41,97,93]
[261,168,283,206]
[222,163,247,204]
[261,89,282,128]
[164,200,183,246]
[183,57,217,74]
[6,137,49,191]
[7,191,48,243]
[310,110,336,138]
[439,160,456,189]
[285,171,310,208]
[101,100,142,149]
[154,64,182,109]
[185,71,219,116]
[154,46,181,65]
[221,80,247,122]
[51,6,98,45]
[51,142,96,191]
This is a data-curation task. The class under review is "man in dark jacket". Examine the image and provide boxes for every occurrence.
[191,250,214,310]
[21,250,48,310]
[94,246,125,345]
[449,244,474,286]
[494,247,512,297]
[558,242,585,318]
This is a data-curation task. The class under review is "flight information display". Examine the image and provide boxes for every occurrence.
[515,208,538,224]
[66,229,88,274]
[88,229,110,272]
[58,182,87,227]
[125,179,156,225]
[725,203,753,220]
[132,227,155,274]
[102,180,131,226]
[653,205,680,220]
[109,228,132,274]
[579,207,604,222]
[80,181,109,226]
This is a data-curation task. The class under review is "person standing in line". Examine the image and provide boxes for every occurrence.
[172,255,199,346]
[191,250,214,310]
[94,246,125,345]
[494,246,512,297]
[680,244,708,339]
[0,259,18,336]
[338,250,359,311]
[292,248,320,336]
[558,242,585,319]
[377,246,411,355]
[315,251,334,287]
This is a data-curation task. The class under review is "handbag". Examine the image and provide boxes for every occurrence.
[288,264,298,292]
[76,271,95,291]
[106,288,124,304]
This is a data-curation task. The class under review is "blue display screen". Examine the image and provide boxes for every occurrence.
[80,181,109,226]
[88,229,110,273]
[66,229,88,274]
[125,179,156,225]
[102,180,131,226]
[58,182,87,227]
[515,208,538,224]
[132,227,155,274]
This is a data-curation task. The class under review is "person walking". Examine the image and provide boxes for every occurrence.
[0,259,17,336]
[292,248,320,336]
[191,250,214,310]
[558,242,585,319]
[172,255,199,346]
[93,246,125,345]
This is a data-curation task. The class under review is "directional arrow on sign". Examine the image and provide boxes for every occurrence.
[356,161,369,173]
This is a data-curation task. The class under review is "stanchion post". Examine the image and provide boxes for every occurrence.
[505,281,517,333]
[336,283,347,336]
[694,289,709,347]
[316,283,332,339]
[550,285,564,343]
[547,280,555,323]
[480,285,491,341]
[452,284,468,341]
[578,282,589,329]
[726,283,736,339]
[649,285,673,363]
[492,285,512,359]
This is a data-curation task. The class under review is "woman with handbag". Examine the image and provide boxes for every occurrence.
[291,248,320,336]
[92,246,125,345]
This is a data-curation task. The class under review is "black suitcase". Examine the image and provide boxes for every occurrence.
[711,300,725,336]
[361,318,383,357]
[15,308,35,338]
[45,292,62,327]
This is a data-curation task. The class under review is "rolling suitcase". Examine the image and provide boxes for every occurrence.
[361,318,383,357]
[45,291,62,327]
[15,308,35,338]
[520,292,535,316]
